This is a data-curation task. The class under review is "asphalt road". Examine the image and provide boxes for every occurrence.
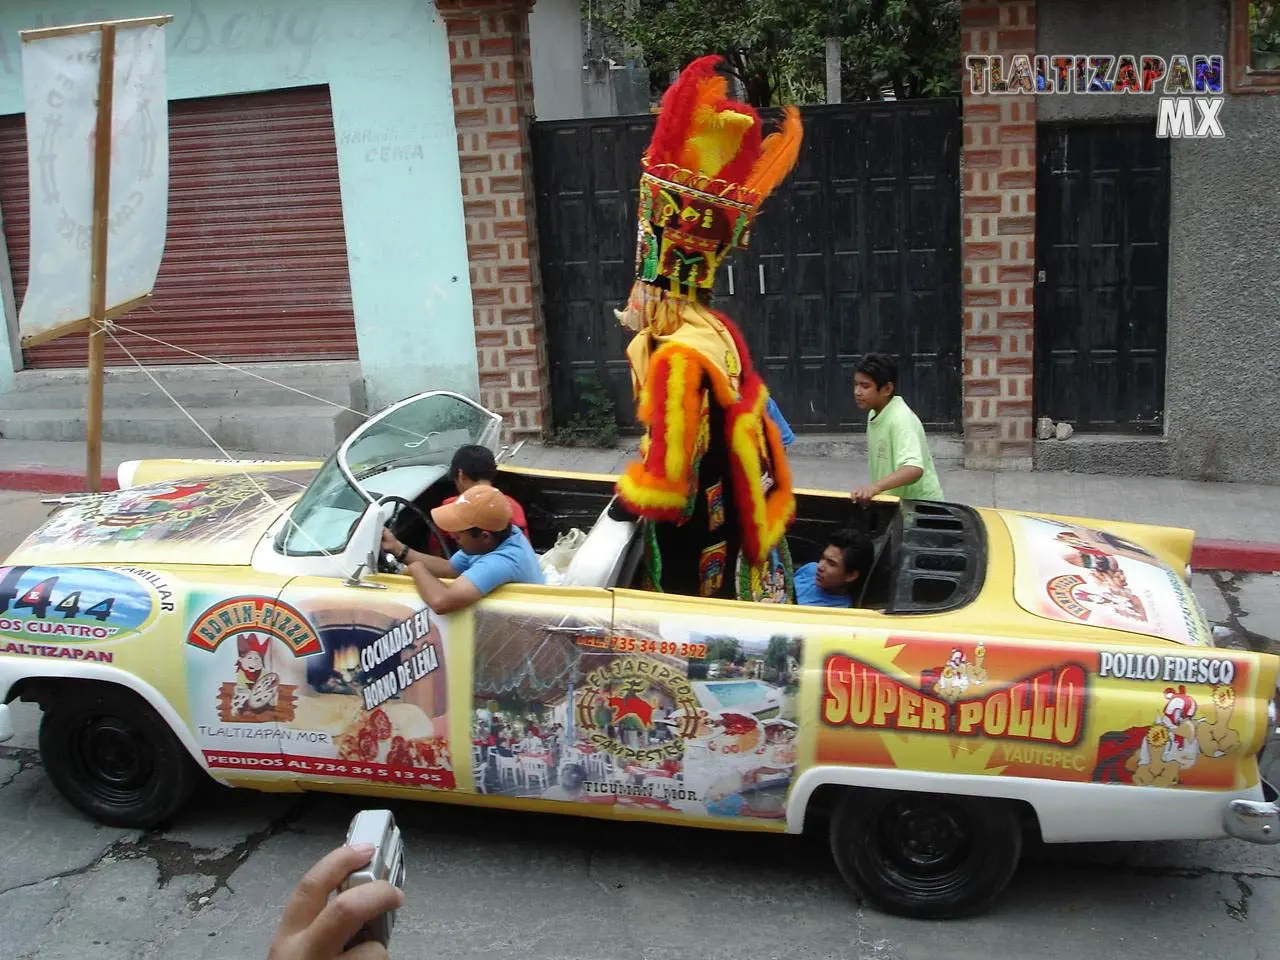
[2,489,1280,960]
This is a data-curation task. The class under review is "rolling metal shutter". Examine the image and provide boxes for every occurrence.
[0,84,358,369]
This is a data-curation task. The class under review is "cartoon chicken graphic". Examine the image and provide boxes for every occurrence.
[228,633,281,719]
[1130,724,1181,787]
[1196,684,1241,758]
[934,648,979,702]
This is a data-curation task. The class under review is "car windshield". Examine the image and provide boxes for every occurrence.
[275,392,502,557]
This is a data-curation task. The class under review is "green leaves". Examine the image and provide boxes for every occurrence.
[590,0,958,106]
[1251,2,1280,54]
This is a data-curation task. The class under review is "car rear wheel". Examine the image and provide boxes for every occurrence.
[39,684,200,829]
[828,789,1022,919]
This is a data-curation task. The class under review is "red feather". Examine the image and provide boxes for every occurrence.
[646,54,723,166]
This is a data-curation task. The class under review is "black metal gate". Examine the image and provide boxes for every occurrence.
[1035,123,1171,432]
[531,100,963,433]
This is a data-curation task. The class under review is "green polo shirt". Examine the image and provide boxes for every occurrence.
[866,396,945,501]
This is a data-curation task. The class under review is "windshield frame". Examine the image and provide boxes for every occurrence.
[273,391,503,559]
[336,390,503,507]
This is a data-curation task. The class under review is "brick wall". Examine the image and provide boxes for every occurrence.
[440,0,550,441]
[960,0,1037,469]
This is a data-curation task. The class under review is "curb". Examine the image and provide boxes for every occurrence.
[0,470,119,494]
[1,467,1278,574]
[1190,540,1280,574]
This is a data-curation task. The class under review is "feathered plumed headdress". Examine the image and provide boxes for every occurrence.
[633,55,803,299]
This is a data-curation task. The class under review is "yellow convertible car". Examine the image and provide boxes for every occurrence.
[1,391,1277,919]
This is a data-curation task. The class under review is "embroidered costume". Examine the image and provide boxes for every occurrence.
[612,55,802,602]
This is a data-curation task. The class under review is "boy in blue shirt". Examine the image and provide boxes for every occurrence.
[381,484,544,614]
[793,528,874,608]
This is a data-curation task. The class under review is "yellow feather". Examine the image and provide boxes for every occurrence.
[744,106,803,200]
[681,108,754,178]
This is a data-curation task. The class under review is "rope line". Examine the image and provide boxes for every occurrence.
[110,321,371,418]
[107,329,341,561]
[108,322,445,449]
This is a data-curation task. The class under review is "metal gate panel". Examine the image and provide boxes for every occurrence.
[1035,123,1170,432]
[0,84,357,368]
[532,100,963,433]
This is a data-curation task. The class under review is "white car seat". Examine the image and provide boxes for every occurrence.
[562,499,644,588]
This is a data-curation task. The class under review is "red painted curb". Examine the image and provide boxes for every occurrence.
[0,469,119,494]
[1191,540,1280,574]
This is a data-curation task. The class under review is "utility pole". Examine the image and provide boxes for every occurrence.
[825,3,842,103]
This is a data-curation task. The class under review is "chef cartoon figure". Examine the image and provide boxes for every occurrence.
[1157,685,1201,769]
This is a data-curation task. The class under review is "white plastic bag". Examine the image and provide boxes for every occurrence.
[539,528,587,581]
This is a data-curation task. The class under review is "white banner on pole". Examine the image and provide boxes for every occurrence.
[17,22,169,344]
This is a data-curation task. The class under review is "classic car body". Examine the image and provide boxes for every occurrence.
[2,391,1278,918]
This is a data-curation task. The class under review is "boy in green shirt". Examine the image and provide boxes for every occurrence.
[850,353,945,504]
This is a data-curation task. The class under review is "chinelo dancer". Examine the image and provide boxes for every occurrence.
[609,54,803,603]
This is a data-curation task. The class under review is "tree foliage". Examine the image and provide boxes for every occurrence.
[594,0,959,107]
[1252,2,1280,53]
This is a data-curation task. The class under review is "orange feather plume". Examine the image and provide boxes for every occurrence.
[744,106,803,201]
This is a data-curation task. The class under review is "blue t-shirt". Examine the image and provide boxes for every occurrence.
[449,527,545,596]
[766,397,795,447]
[793,562,852,608]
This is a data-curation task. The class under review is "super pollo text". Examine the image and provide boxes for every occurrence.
[822,655,1087,746]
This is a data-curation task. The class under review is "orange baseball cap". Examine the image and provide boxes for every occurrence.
[431,484,513,533]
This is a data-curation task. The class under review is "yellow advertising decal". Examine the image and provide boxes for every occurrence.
[1004,513,1211,646]
[815,631,1267,790]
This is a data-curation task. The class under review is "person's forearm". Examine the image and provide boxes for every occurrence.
[408,563,453,610]
[875,465,924,494]
[398,546,455,579]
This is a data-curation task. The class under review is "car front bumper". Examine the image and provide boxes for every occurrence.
[1225,790,1280,843]
[0,702,13,744]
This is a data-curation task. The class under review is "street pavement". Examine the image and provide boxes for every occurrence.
[2,489,1280,959]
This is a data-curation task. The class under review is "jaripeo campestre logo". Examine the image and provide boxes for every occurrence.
[575,657,701,763]
[822,654,1088,747]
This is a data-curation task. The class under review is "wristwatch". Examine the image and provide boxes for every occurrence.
[396,544,410,564]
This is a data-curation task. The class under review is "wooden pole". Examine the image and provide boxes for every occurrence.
[86,24,116,494]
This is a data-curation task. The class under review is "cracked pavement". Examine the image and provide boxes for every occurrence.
[3,492,1280,958]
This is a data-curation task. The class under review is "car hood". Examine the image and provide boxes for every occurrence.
[994,508,1212,647]
[4,471,315,568]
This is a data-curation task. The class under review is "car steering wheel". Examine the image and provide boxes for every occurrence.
[377,495,450,566]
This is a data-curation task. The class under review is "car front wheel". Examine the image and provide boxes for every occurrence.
[828,789,1022,919]
[39,683,200,829]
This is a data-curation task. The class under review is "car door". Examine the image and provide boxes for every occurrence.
[267,573,615,803]
[598,588,808,827]
[267,573,458,794]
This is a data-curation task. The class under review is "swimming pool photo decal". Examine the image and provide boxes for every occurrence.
[470,602,803,821]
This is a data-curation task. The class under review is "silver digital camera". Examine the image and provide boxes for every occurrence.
[341,809,406,949]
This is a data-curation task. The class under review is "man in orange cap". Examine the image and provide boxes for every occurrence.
[380,484,544,614]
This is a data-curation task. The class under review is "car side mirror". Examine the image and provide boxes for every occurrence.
[340,500,396,588]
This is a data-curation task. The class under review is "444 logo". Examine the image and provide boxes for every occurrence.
[0,565,159,642]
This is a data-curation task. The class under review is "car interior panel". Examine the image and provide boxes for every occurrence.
[353,433,986,614]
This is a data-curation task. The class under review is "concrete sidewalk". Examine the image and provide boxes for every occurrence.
[2,436,1279,568]
[510,439,1280,542]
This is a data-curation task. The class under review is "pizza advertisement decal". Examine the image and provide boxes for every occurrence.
[1002,514,1210,645]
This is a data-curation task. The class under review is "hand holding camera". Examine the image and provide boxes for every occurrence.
[269,811,405,960]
